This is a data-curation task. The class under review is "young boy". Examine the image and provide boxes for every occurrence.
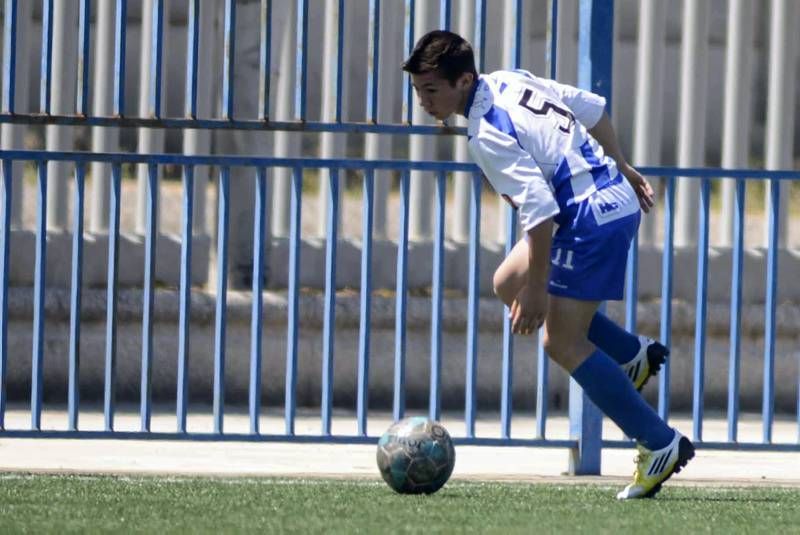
[402,30,694,499]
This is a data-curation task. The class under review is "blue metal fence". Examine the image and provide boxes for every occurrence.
[0,0,797,477]
[0,149,797,454]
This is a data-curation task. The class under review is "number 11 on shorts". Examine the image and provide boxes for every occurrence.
[551,248,575,270]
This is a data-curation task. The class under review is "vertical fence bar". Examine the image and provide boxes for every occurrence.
[512,0,523,69]
[474,0,487,72]
[140,163,158,432]
[321,168,340,436]
[658,175,675,420]
[185,0,200,118]
[727,178,745,442]
[393,171,410,421]
[113,0,128,116]
[0,160,12,428]
[536,0,558,441]
[258,0,272,120]
[535,336,549,438]
[67,164,85,431]
[76,0,91,115]
[402,0,415,123]
[249,168,267,434]
[625,235,638,332]
[294,0,309,121]
[570,0,611,475]
[31,162,47,430]
[2,0,18,112]
[439,0,451,30]
[357,170,374,436]
[692,177,711,441]
[763,179,779,443]
[429,171,446,422]
[222,0,236,120]
[366,0,380,123]
[465,172,481,438]
[500,206,517,439]
[39,0,54,113]
[213,167,230,434]
[104,164,121,431]
[176,165,194,433]
[285,167,302,434]
[149,0,164,117]
[547,0,558,78]
[334,0,344,122]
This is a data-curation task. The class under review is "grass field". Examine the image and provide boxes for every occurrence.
[1,474,798,534]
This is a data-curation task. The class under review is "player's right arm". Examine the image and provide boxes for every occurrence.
[510,217,553,335]
[467,120,558,334]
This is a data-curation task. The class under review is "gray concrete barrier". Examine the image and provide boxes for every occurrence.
[3,285,798,415]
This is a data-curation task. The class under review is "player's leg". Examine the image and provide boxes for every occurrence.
[491,238,529,307]
[543,295,693,499]
[588,312,669,391]
[542,295,670,439]
[492,238,666,390]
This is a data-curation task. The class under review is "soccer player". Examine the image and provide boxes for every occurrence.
[402,30,694,499]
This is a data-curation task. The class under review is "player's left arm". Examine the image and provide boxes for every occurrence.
[588,113,655,213]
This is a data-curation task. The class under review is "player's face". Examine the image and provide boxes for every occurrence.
[411,70,474,121]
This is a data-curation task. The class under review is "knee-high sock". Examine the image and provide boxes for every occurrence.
[587,312,641,365]
[571,350,674,450]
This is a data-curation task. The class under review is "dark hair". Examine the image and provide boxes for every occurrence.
[401,30,477,85]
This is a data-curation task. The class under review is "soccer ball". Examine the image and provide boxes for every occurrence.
[376,416,456,494]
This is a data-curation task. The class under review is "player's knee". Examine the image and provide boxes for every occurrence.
[543,330,577,362]
[542,332,564,360]
[492,269,509,300]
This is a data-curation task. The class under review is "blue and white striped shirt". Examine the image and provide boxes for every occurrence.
[465,70,639,231]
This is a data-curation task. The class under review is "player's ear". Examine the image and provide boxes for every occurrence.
[457,72,473,91]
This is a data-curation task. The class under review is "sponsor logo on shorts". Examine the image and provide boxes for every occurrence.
[597,201,620,214]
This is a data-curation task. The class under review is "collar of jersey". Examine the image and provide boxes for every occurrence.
[463,76,483,117]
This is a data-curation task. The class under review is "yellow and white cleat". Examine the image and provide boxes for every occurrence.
[616,430,695,500]
[621,336,669,391]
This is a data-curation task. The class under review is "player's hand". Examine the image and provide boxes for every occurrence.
[509,282,548,336]
[620,163,655,213]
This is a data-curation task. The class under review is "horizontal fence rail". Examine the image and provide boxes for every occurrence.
[0,149,797,454]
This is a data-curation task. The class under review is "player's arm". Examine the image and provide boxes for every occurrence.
[468,124,559,335]
[543,79,655,212]
[510,217,553,335]
[587,112,654,213]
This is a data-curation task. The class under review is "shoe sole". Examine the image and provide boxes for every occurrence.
[642,437,696,498]
[635,343,669,392]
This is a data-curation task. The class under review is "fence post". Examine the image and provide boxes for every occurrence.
[568,0,614,476]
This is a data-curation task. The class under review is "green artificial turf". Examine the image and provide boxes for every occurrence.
[0,474,798,534]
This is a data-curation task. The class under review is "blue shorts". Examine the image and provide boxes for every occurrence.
[547,185,641,302]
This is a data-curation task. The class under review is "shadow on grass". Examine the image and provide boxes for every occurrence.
[654,496,781,504]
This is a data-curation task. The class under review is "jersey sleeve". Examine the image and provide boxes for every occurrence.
[544,79,606,128]
[468,123,560,231]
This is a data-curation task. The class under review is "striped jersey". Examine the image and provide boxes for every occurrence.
[465,69,639,231]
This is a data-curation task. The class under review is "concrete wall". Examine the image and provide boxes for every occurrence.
[8,232,800,304]
[3,286,798,414]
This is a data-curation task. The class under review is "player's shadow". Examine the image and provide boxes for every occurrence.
[654,496,780,504]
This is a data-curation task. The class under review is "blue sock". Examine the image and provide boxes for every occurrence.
[587,312,641,365]
[571,350,674,450]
